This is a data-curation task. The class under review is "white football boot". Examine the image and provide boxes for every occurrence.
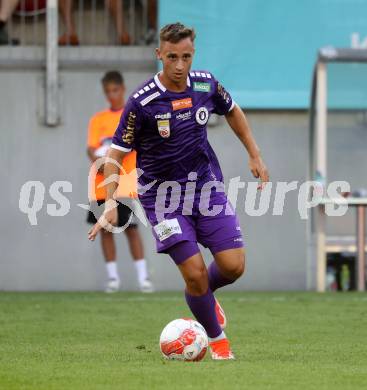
[104,278,120,293]
[139,279,155,293]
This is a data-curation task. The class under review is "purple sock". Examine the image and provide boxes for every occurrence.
[208,261,235,292]
[185,289,222,338]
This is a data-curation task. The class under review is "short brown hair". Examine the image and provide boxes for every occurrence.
[101,71,124,86]
[159,22,195,44]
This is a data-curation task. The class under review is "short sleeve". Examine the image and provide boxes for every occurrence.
[111,96,142,152]
[211,76,235,116]
[87,115,101,148]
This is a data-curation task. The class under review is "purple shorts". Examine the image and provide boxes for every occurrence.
[143,189,244,263]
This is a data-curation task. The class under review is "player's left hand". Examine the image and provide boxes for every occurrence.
[248,155,269,190]
[88,200,118,241]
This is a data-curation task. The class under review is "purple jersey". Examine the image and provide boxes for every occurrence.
[111,71,235,203]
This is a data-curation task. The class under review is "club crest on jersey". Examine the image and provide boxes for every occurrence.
[157,119,170,138]
[171,98,192,111]
[195,107,209,125]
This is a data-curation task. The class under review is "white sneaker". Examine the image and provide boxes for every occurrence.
[105,278,120,293]
[140,279,154,293]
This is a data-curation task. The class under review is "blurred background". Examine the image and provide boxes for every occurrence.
[1,0,366,291]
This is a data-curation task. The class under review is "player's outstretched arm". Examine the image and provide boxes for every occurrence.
[225,105,269,189]
[88,147,127,241]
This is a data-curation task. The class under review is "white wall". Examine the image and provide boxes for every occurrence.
[1,55,365,291]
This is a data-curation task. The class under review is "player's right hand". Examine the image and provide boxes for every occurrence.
[97,163,105,175]
[88,200,118,241]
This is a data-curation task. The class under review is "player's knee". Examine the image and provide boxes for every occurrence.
[237,252,246,277]
[227,251,246,280]
[185,266,208,295]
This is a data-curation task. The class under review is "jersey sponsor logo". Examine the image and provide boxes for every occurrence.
[155,112,171,119]
[195,107,209,125]
[193,82,211,93]
[122,111,136,144]
[157,119,170,138]
[217,83,231,104]
[171,97,193,111]
[176,110,192,121]
[154,218,182,241]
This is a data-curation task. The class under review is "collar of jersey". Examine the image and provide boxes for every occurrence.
[154,71,191,93]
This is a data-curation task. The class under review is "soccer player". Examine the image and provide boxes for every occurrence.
[87,70,154,293]
[88,24,269,359]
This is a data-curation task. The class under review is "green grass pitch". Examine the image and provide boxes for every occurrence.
[0,292,367,389]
